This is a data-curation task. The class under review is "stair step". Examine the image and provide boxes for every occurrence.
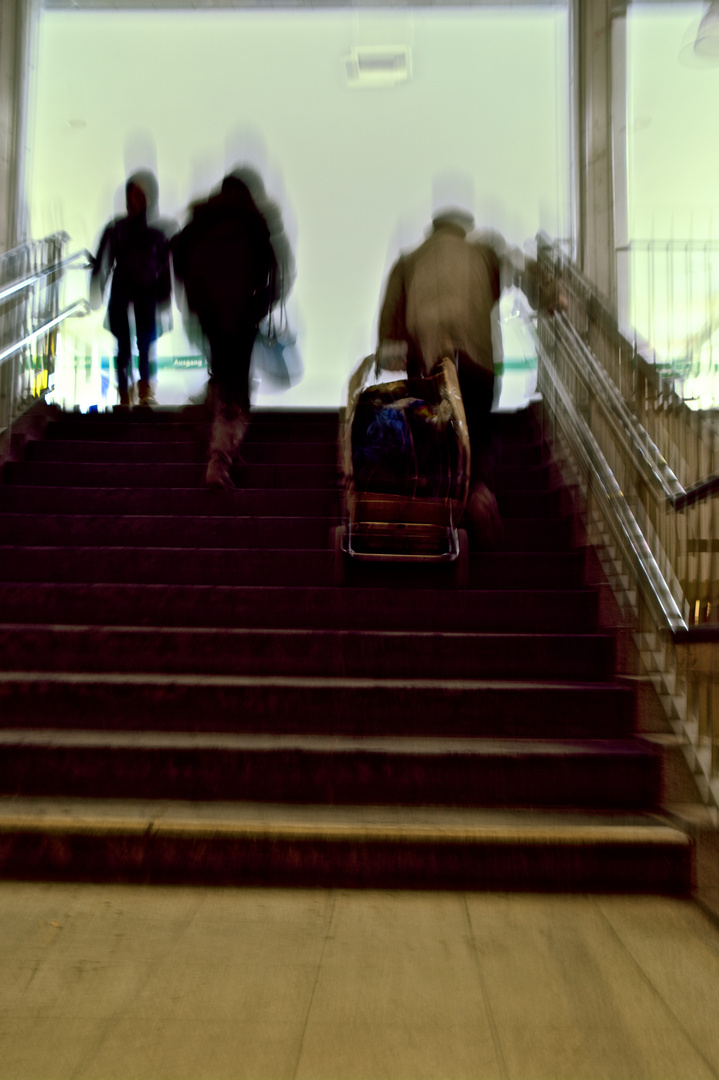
[504,517,573,551]
[0,486,341,517]
[0,514,334,549]
[0,672,635,738]
[0,403,682,894]
[76,406,339,424]
[491,411,542,440]
[0,484,560,520]
[3,461,340,489]
[497,441,547,469]
[5,459,554,495]
[0,731,660,808]
[344,551,584,590]
[0,546,585,589]
[0,798,690,891]
[46,419,340,444]
[0,545,332,587]
[0,513,574,552]
[498,489,563,517]
[0,584,601,632]
[29,440,339,466]
[0,626,616,680]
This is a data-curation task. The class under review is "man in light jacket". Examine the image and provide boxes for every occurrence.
[378,208,551,544]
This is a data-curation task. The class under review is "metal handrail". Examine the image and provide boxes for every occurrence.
[537,239,719,641]
[545,239,719,513]
[0,249,93,307]
[539,237,719,808]
[532,321,689,636]
[0,299,90,368]
[616,239,719,254]
[0,236,92,439]
[673,475,719,512]
[554,312,686,504]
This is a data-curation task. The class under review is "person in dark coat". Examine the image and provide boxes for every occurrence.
[90,170,172,406]
[172,170,291,488]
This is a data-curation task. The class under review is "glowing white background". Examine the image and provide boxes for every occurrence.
[628,3,719,241]
[29,8,569,407]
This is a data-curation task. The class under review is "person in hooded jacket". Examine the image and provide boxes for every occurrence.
[90,170,173,407]
[172,169,293,489]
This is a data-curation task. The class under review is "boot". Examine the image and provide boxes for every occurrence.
[137,379,156,407]
[205,402,248,489]
[205,454,235,489]
[466,482,504,550]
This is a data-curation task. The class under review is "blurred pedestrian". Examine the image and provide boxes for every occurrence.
[172,169,293,488]
[90,170,172,407]
[378,208,557,545]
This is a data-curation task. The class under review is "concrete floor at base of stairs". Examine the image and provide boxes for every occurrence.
[1,885,719,1080]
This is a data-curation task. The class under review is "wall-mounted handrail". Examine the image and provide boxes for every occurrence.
[0,234,91,438]
[0,250,93,307]
[555,312,686,504]
[541,234,719,515]
[537,234,719,807]
[531,319,689,636]
[0,299,90,368]
[538,304,719,639]
[672,475,719,512]
[555,312,719,512]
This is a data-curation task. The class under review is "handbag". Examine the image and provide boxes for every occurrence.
[251,303,303,391]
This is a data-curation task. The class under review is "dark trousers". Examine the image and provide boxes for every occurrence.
[200,317,259,469]
[409,352,500,491]
[109,296,157,400]
[454,352,499,492]
[204,319,258,415]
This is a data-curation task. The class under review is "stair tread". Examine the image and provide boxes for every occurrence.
[0,543,578,555]
[30,441,339,465]
[0,582,601,632]
[0,515,570,553]
[0,795,688,846]
[0,404,691,890]
[0,625,614,680]
[0,623,611,642]
[0,670,625,690]
[0,729,649,754]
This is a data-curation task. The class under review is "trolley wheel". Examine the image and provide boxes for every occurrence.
[333,524,347,587]
[452,528,470,589]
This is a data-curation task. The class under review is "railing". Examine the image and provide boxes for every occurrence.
[0,233,92,438]
[535,236,719,806]
[617,239,719,410]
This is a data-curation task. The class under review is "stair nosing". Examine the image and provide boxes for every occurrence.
[0,798,689,847]
[0,729,648,754]
[0,671,629,691]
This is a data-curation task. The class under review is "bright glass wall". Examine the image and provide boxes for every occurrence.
[627,3,719,406]
[29,7,569,409]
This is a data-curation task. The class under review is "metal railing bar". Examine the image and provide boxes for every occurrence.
[0,249,93,307]
[674,624,719,642]
[0,299,90,368]
[541,237,719,512]
[673,474,719,512]
[555,312,686,504]
[536,333,689,636]
[616,240,719,254]
[0,275,42,303]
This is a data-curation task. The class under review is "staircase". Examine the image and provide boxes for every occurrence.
[0,404,692,890]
